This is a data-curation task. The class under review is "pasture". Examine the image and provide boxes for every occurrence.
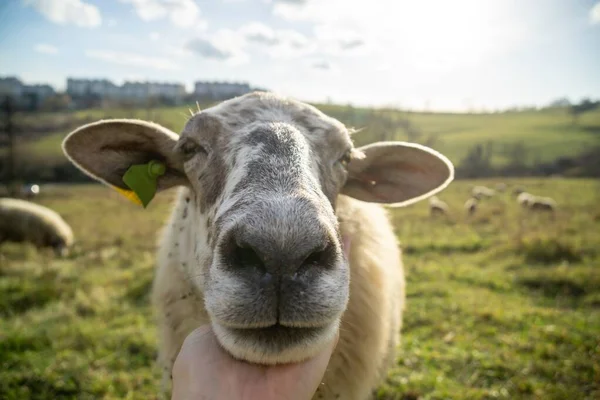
[1,178,598,399]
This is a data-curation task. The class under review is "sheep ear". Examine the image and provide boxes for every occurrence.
[341,141,454,207]
[62,119,187,191]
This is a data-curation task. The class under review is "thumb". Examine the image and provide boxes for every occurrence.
[265,330,340,399]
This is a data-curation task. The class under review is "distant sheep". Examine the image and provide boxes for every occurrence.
[0,198,74,256]
[495,182,507,193]
[429,196,449,216]
[513,186,526,196]
[464,197,478,216]
[528,196,557,212]
[471,185,495,199]
[517,192,535,208]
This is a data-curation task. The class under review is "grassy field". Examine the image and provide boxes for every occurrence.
[8,104,600,169]
[1,178,599,399]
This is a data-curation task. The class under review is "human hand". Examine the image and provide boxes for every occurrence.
[171,325,339,400]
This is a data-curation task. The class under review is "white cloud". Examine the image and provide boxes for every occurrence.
[186,38,232,60]
[273,0,523,70]
[240,22,279,46]
[85,49,180,70]
[591,2,600,24]
[107,18,117,27]
[186,30,249,65]
[150,32,160,41]
[23,0,101,28]
[119,0,204,28]
[34,43,59,55]
[235,22,313,60]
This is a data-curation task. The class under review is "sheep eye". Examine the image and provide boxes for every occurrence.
[178,140,207,160]
[338,151,352,167]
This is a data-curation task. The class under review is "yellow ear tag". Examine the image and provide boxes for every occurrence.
[117,160,166,208]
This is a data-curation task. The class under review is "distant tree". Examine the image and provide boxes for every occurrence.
[569,98,599,125]
[505,141,528,169]
[548,97,571,108]
[41,94,72,112]
[456,141,494,178]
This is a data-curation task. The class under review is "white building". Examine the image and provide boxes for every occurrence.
[67,78,119,97]
[23,84,55,100]
[194,81,251,99]
[0,77,55,105]
[67,78,186,101]
[123,81,186,100]
[0,77,24,98]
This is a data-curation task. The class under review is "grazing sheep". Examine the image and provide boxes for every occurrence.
[471,185,495,199]
[429,195,450,216]
[0,198,73,256]
[495,182,507,193]
[528,196,557,212]
[517,192,535,208]
[62,91,454,400]
[464,197,478,216]
[513,186,526,196]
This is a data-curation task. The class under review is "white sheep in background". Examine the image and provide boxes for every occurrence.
[513,186,526,196]
[495,182,507,193]
[528,196,557,212]
[517,192,535,208]
[429,195,450,216]
[471,185,495,200]
[0,198,74,256]
[464,197,478,216]
[62,91,455,400]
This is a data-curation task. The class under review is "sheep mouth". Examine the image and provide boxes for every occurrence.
[229,323,326,343]
[212,322,336,364]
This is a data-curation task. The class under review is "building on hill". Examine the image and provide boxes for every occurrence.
[121,81,186,100]
[194,81,252,100]
[67,78,186,104]
[1,76,56,109]
[67,78,119,98]
[23,84,55,100]
[0,77,24,98]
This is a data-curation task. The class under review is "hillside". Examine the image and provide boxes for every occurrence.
[3,103,600,181]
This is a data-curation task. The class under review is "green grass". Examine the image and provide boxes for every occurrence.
[1,178,599,399]
[9,104,600,170]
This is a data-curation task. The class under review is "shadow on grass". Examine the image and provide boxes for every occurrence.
[0,279,62,317]
[404,241,488,255]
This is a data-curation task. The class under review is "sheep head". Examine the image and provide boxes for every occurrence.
[62,91,454,365]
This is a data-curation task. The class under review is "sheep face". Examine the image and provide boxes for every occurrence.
[62,91,455,365]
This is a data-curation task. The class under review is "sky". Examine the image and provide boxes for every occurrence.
[0,0,599,111]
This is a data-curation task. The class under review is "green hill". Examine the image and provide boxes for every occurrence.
[5,103,600,175]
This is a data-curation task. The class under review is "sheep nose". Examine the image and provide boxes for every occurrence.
[219,228,338,278]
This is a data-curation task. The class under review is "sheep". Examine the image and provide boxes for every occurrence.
[62,92,455,400]
[0,198,73,256]
[495,182,507,193]
[513,186,526,196]
[517,192,535,208]
[429,195,450,216]
[464,197,478,216]
[471,185,495,200]
[528,196,557,212]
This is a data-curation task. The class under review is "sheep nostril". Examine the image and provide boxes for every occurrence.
[300,242,337,271]
[231,243,266,273]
